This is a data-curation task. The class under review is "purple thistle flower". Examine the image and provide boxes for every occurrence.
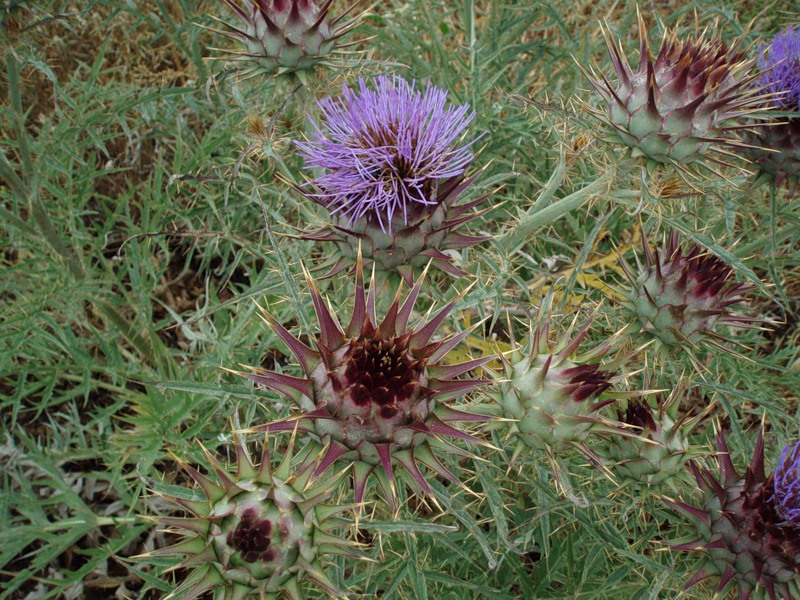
[296,75,479,232]
[758,26,800,111]
[742,27,800,184]
[773,441,800,525]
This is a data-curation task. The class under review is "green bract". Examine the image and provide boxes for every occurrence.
[618,231,759,363]
[493,308,618,463]
[604,385,703,490]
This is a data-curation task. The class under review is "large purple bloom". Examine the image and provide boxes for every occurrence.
[758,26,800,111]
[296,75,478,232]
[774,441,800,525]
[743,27,800,183]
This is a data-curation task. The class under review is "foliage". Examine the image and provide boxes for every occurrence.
[1,0,799,598]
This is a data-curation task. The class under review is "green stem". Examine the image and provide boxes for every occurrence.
[0,147,29,201]
[29,191,86,280]
[6,51,32,176]
[3,54,86,280]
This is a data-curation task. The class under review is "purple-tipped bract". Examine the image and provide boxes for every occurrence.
[667,431,800,600]
[139,432,358,600]
[619,230,761,362]
[214,0,361,78]
[579,14,764,168]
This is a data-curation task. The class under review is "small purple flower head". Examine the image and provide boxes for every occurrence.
[773,441,800,525]
[296,75,478,232]
[758,26,800,111]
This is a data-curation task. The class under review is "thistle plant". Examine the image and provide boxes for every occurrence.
[241,252,492,510]
[9,1,800,598]
[295,74,489,283]
[140,432,358,600]
[580,14,764,169]
[492,306,620,467]
[618,230,759,364]
[744,26,800,184]
[603,384,704,490]
[213,0,361,80]
[667,433,800,599]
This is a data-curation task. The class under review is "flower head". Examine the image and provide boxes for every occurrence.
[744,27,800,183]
[618,230,760,362]
[667,431,800,600]
[579,14,763,168]
[604,384,702,490]
[214,0,361,79]
[774,441,800,525]
[296,75,478,232]
[242,251,493,511]
[140,432,359,600]
[491,307,619,462]
[294,75,489,282]
[758,27,800,111]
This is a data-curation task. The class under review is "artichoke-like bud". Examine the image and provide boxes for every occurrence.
[214,0,360,78]
[579,13,763,168]
[743,26,800,184]
[619,230,759,360]
[294,75,489,284]
[140,432,358,600]
[667,433,800,599]
[493,309,619,464]
[604,385,704,489]
[242,251,493,510]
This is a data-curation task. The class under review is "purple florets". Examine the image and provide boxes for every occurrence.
[773,441,800,525]
[758,26,800,111]
[295,75,477,232]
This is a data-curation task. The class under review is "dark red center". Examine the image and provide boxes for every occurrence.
[618,400,657,432]
[226,508,276,563]
[344,335,421,418]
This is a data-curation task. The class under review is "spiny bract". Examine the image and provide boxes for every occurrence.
[493,308,618,464]
[243,252,492,511]
[141,432,358,600]
[295,74,489,283]
[580,14,763,168]
[214,0,359,79]
[667,433,800,600]
[618,230,759,361]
